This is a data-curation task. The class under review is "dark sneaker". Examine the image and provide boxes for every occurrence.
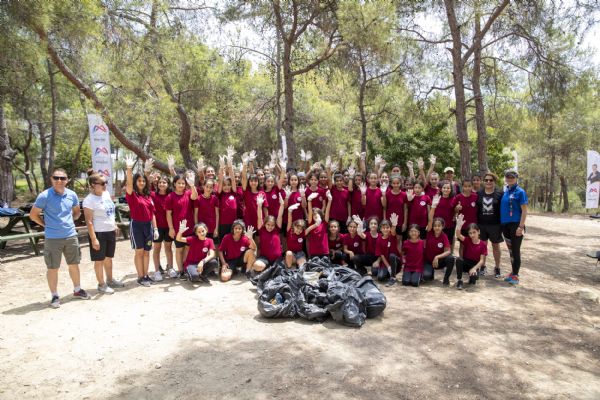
[385,278,397,287]
[107,279,125,288]
[443,279,450,286]
[158,265,166,274]
[144,275,156,285]
[137,277,151,287]
[494,267,501,278]
[73,289,91,300]
[199,274,210,283]
[50,295,60,308]
[469,275,478,285]
[456,280,464,290]
[478,266,487,276]
[179,271,187,281]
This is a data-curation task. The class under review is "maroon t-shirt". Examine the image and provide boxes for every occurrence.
[364,187,383,220]
[195,194,219,234]
[286,191,304,223]
[305,186,326,210]
[286,230,305,253]
[330,187,350,222]
[259,226,281,262]
[151,191,169,228]
[452,192,479,227]
[307,222,329,256]
[165,190,194,235]
[385,190,408,223]
[219,233,250,260]
[424,231,450,263]
[408,194,431,227]
[219,191,238,225]
[462,236,488,262]
[365,232,380,255]
[328,233,345,253]
[343,233,364,255]
[350,189,364,218]
[402,239,424,272]
[243,189,268,229]
[126,192,155,223]
[375,234,397,259]
[264,187,284,218]
[236,186,245,219]
[184,236,215,267]
[433,196,456,229]
[424,184,440,199]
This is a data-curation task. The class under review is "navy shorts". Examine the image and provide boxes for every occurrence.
[130,220,153,251]
[152,227,173,243]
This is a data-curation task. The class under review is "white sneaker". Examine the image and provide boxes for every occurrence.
[153,270,163,282]
[98,284,115,294]
[168,268,179,278]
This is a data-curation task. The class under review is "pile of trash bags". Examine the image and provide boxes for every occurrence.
[252,258,386,327]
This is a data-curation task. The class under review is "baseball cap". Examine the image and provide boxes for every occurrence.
[504,169,518,178]
[443,167,455,173]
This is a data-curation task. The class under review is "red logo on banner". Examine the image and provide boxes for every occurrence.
[95,147,109,155]
[590,187,598,193]
[92,124,108,133]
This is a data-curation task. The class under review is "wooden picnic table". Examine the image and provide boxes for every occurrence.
[0,214,44,255]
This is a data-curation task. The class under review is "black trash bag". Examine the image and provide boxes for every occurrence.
[295,288,329,322]
[326,281,367,327]
[257,281,298,318]
[355,276,387,318]
[251,262,285,292]
[331,266,363,285]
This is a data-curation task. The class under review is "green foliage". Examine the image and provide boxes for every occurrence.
[54,141,92,183]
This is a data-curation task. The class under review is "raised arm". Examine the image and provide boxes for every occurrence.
[124,154,135,195]
[256,194,265,230]
[455,214,466,241]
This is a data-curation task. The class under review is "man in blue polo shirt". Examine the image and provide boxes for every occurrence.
[30,168,91,308]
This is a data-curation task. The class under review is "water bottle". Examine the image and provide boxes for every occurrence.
[275,293,283,304]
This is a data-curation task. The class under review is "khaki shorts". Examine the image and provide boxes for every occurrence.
[44,236,81,269]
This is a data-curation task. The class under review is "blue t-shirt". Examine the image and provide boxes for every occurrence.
[33,188,79,239]
[500,184,528,224]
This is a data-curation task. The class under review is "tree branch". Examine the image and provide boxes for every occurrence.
[462,0,510,64]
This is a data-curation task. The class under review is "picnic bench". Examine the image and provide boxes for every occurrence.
[0,203,130,254]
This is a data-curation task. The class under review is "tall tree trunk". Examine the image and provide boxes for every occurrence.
[358,60,368,153]
[47,59,58,185]
[71,95,89,186]
[472,4,489,175]
[559,175,569,212]
[33,25,170,174]
[0,102,17,205]
[275,30,283,150]
[38,121,49,186]
[282,40,296,167]
[444,0,472,179]
[547,135,556,212]
[20,110,36,194]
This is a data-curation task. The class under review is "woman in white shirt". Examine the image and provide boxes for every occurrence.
[83,172,123,293]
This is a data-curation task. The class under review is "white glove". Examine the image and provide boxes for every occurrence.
[305,151,312,161]
[314,213,322,225]
[374,154,382,165]
[300,149,307,162]
[390,213,399,227]
[347,166,356,178]
[417,157,424,169]
[299,185,306,197]
[167,154,175,170]
[429,154,437,165]
[196,158,205,173]
[406,160,413,169]
[179,219,188,233]
[352,214,363,226]
[380,183,388,195]
[326,190,332,202]
[153,228,159,241]
[325,156,332,170]
[288,203,301,212]
[380,158,387,169]
[279,159,287,171]
[356,221,365,235]
[124,154,135,169]
[284,186,292,199]
[248,150,257,162]
[218,155,225,169]
[406,189,415,201]
[245,225,256,238]
[307,192,318,202]
[359,183,367,195]
[346,216,352,225]
[456,214,465,229]
[144,158,154,173]
[432,194,441,208]
[226,145,236,159]
[241,152,249,165]
[257,194,265,206]
[186,173,196,187]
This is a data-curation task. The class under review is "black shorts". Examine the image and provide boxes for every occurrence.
[478,224,504,243]
[152,227,173,243]
[224,255,245,270]
[130,220,152,251]
[89,231,117,261]
[217,224,232,244]
[175,235,190,248]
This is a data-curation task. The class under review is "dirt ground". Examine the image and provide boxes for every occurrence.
[0,214,599,400]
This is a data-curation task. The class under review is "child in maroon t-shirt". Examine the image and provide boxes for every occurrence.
[450,214,488,289]
[401,224,425,287]
[175,220,218,283]
[285,203,307,269]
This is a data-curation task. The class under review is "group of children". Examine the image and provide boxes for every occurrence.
[123,148,505,290]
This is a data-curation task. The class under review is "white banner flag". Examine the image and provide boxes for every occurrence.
[87,114,114,195]
[585,150,600,209]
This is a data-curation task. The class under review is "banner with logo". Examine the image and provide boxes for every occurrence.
[87,114,114,195]
[586,150,600,209]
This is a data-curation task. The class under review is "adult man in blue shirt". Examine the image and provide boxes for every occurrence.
[500,169,528,285]
[30,168,91,308]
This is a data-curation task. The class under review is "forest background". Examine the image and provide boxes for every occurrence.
[1,0,600,213]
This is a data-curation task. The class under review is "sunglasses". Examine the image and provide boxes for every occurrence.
[94,181,107,186]
[52,176,68,181]
[483,179,494,182]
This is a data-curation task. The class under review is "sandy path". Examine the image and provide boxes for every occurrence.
[0,214,599,400]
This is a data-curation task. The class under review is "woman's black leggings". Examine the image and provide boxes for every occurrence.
[351,254,378,275]
[502,222,523,276]
[449,257,478,281]
[331,250,349,265]
[423,255,454,281]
